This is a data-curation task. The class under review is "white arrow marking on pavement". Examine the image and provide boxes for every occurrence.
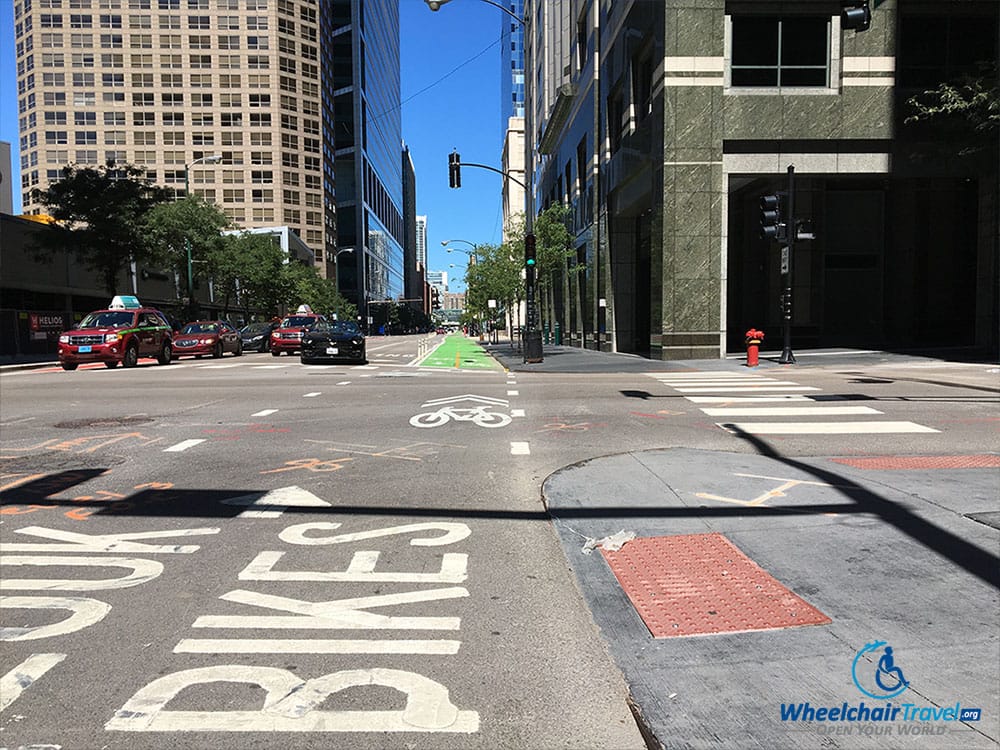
[163,439,206,452]
[0,653,66,712]
[421,394,509,407]
[222,486,332,519]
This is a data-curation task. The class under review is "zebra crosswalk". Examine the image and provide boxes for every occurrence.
[647,371,939,435]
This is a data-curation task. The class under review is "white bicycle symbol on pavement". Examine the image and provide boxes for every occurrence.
[409,394,513,429]
[410,405,512,429]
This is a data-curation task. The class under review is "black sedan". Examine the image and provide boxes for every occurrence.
[239,321,278,352]
[300,320,366,364]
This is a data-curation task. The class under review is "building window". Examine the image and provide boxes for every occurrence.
[730,16,829,87]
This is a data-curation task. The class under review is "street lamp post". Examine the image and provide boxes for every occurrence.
[183,154,222,316]
[425,0,542,363]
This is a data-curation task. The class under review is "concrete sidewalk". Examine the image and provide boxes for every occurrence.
[543,447,1000,749]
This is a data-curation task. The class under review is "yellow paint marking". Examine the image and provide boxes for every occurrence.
[696,473,847,507]
[454,351,461,368]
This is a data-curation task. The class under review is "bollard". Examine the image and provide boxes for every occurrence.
[745,328,764,367]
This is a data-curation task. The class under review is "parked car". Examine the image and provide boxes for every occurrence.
[240,321,279,352]
[270,306,327,356]
[300,319,367,365]
[172,320,243,359]
[57,296,173,371]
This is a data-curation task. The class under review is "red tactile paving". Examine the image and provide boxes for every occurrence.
[601,533,830,638]
[830,455,1000,470]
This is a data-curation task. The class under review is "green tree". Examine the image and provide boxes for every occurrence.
[210,232,289,320]
[282,263,357,322]
[906,62,999,138]
[463,240,523,335]
[30,163,170,295]
[143,195,231,315]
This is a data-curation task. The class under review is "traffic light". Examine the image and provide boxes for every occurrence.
[524,232,536,283]
[759,194,786,242]
[448,151,461,189]
[431,287,442,309]
[841,1,871,31]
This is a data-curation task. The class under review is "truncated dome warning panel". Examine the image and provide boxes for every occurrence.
[601,533,831,638]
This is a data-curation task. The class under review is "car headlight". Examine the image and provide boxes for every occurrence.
[59,335,69,343]
[104,333,120,343]
[250,335,262,341]
[352,339,362,346]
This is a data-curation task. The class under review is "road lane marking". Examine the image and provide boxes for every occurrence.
[337,381,351,385]
[174,639,461,655]
[701,406,883,417]
[718,421,939,434]
[164,439,206,452]
[304,392,321,398]
[252,409,278,417]
[0,653,66,712]
[676,385,821,392]
[506,390,519,396]
[511,409,525,417]
[686,395,812,403]
[510,442,530,455]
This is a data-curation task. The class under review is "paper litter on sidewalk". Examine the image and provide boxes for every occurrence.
[581,529,636,555]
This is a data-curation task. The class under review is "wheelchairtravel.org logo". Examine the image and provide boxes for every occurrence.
[779,641,982,737]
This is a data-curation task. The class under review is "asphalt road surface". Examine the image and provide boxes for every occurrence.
[1,334,997,749]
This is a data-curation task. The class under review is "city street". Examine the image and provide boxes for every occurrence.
[1,334,998,749]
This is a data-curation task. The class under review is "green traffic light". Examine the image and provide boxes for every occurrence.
[526,259,535,266]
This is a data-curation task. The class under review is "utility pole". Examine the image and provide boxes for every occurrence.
[778,165,796,365]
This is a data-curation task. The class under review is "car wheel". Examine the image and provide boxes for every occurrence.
[122,343,139,368]
[262,338,270,353]
[235,340,243,357]
[105,361,118,369]
[213,342,223,359]
[300,355,312,365]
[61,363,78,371]
[271,350,281,357]
[157,341,172,365]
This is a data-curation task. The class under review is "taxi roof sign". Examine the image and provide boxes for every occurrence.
[295,304,313,314]
[110,295,142,310]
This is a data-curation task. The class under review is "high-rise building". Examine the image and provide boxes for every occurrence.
[323,0,404,326]
[415,215,427,268]
[499,0,525,239]
[12,0,333,275]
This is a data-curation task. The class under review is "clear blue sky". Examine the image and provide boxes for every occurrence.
[0,0,510,293]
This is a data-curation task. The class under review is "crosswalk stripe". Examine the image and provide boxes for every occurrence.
[674,385,821,392]
[686,395,812,403]
[701,406,883,417]
[717,421,939,435]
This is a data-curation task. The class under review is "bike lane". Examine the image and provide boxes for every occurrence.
[419,334,503,371]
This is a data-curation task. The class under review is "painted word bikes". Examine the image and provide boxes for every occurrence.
[0,520,479,735]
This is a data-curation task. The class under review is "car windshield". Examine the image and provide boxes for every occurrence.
[330,321,362,335]
[281,316,316,328]
[242,323,272,335]
[182,323,218,334]
[78,311,135,329]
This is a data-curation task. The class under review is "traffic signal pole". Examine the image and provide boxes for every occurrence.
[778,165,796,365]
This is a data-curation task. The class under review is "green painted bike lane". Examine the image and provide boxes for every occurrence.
[419,333,505,371]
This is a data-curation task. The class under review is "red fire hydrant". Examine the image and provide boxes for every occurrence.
[745,328,765,367]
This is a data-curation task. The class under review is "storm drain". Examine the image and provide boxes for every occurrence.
[601,533,831,638]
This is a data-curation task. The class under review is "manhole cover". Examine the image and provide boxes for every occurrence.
[54,416,154,429]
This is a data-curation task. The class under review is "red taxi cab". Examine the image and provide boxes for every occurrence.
[270,305,327,356]
[57,296,173,370]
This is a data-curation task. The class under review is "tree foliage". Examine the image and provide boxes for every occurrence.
[30,163,169,295]
[283,263,357,322]
[905,62,999,140]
